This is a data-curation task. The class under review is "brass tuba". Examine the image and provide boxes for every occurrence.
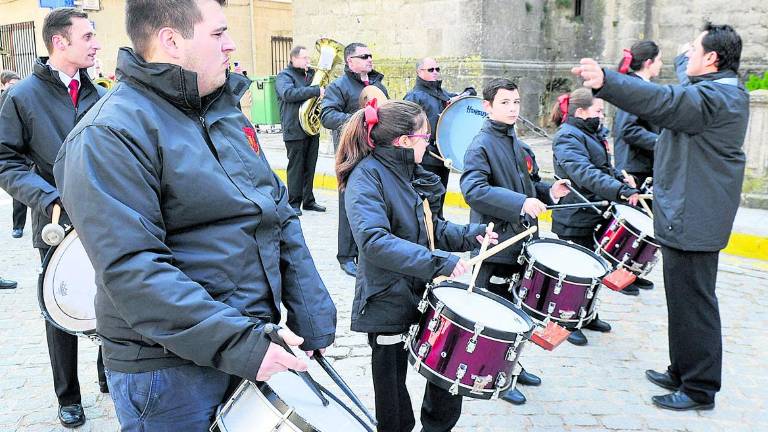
[94,77,115,90]
[298,38,345,135]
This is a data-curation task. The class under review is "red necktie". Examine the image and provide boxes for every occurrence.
[68,80,79,107]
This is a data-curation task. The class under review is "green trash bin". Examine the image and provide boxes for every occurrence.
[250,76,280,125]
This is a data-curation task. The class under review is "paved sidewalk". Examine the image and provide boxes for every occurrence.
[1,184,767,431]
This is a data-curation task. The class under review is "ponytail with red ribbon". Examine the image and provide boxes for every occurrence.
[619,48,633,74]
[364,98,380,149]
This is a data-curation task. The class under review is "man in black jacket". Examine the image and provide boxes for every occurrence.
[461,78,571,406]
[276,45,326,215]
[320,42,388,277]
[54,1,336,430]
[0,70,27,239]
[574,22,749,411]
[0,9,106,428]
[404,57,475,217]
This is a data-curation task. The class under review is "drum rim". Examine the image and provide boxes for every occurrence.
[522,238,611,284]
[406,346,512,399]
[38,229,98,336]
[607,204,659,244]
[427,281,534,340]
[510,292,598,329]
[434,95,484,172]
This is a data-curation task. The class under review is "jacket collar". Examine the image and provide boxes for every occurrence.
[32,60,96,94]
[115,47,250,114]
[689,69,739,85]
[288,64,314,76]
[414,77,449,101]
[482,118,516,138]
[343,66,385,85]
[565,116,599,136]
[373,145,415,182]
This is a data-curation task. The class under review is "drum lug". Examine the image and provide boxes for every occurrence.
[509,273,520,288]
[466,323,484,353]
[470,374,493,394]
[417,298,428,313]
[417,342,431,360]
[270,406,295,432]
[644,255,659,273]
[517,285,527,300]
[524,260,534,280]
[576,307,587,329]
[449,363,468,396]
[405,324,419,347]
[586,278,598,299]
[517,253,525,265]
[505,345,516,362]
[495,372,508,390]
[427,302,444,332]
[547,302,556,315]
[553,273,565,295]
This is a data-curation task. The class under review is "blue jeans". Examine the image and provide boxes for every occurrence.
[106,364,232,432]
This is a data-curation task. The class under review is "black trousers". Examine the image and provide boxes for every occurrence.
[661,245,721,404]
[337,188,357,264]
[368,334,462,432]
[39,248,105,405]
[421,163,450,219]
[12,199,27,230]
[285,135,319,209]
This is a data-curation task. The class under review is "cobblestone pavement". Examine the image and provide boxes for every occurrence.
[1,186,766,432]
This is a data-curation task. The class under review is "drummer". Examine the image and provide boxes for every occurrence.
[460,78,571,405]
[404,57,476,217]
[337,99,494,432]
[549,88,641,346]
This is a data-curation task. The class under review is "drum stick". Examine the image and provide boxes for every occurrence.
[553,175,602,215]
[639,197,653,219]
[467,222,494,293]
[263,324,329,406]
[313,351,378,426]
[547,201,609,210]
[51,204,61,226]
[428,151,461,173]
[621,193,653,201]
[467,226,537,267]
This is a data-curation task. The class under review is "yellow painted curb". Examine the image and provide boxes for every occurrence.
[274,169,767,261]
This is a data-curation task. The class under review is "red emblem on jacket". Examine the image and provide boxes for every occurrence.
[525,155,533,174]
[243,126,259,154]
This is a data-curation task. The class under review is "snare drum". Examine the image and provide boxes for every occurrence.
[38,229,99,341]
[406,281,533,400]
[435,96,487,172]
[211,373,372,432]
[511,239,611,329]
[595,203,660,276]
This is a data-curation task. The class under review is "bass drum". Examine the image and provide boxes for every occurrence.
[435,96,487,172]
[38,229,98,340]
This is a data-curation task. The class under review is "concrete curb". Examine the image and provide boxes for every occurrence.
[274,169,768,262]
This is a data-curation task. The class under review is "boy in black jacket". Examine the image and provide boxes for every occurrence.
[460,78,571,405]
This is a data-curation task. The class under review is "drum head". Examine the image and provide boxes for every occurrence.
[39,230,96,334]
[527,239,609,279]
[433,285,531,333]
[614,204,655,237]
[435,96,487,172]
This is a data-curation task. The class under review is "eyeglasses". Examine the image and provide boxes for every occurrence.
[407,133,431,141]
[350,54,373,60]
[419,67,441,73]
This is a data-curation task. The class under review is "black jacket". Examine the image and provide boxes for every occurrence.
[552,117,639,237]
[612,73,660,175]
[345,145,485,334]
[53,48,337,378]
[275,65,320,141]
[596,55,749,251]
[461,120,553,264]
[0,61,105,248]
[320,66,388,146]
[404,78,473,167]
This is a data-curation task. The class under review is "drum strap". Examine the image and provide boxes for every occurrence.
[422,199,436,251]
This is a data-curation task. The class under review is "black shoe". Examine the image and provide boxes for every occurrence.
[645,369,681,391]
[99,381,109,394]
[516,368,541,386]
[340,261,357,277]
[620,283,640,296]
[634,277,654,290]
[501,388,526,405]
[584,318,612,333]
[652,390,714,411]
[303,203,326,212]
[0,277,17,290]
[58,404,86,428]
[291,206,302,216]
[567,329,588,346]
[11,228,23,238]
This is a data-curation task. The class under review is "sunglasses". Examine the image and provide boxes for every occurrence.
[350,54,373,60]
[420,67,441,73]
[407,133,431,141]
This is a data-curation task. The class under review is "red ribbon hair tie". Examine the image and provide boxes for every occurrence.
[619,48,633,74]
[364,98,380,149]
[557,93,570,122]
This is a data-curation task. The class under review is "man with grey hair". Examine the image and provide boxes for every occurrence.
[54,1,336,430]
[405,57,475,217]
[0,8,105,428]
